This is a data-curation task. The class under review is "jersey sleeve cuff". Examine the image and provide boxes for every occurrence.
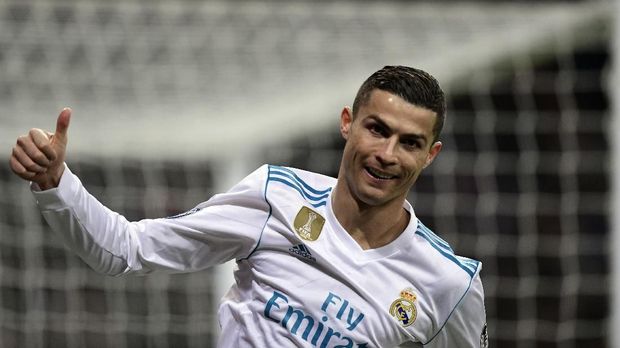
[31,164,81,211]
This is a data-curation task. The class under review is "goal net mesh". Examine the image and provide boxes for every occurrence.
[0,1,612,347]
[262,22,611,348]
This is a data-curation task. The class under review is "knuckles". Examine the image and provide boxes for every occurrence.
[11,127,60,182]
[8,155,26,176]
[28,128,43,137]
[16,135,28,146]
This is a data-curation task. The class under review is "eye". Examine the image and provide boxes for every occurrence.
[402,138,422,150]
[368,123,387,137]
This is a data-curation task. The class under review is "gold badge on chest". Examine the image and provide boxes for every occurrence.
[389,288,418,327]
[293,206,325,241]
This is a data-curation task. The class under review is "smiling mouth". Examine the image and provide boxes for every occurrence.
[365,167,397,180]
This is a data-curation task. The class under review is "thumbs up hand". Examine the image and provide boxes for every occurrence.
[9,108,72,190]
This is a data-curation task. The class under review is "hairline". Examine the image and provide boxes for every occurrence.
[352,87,443,144]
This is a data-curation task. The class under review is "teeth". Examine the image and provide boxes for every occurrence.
[367,167,395,179]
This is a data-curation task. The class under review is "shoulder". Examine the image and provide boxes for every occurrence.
[220,164,335,211]
[413,220,481,280]
[239,165,336,188]
[412,221,483,310]
[264,165,336,208]
[267,165,337,187]
[409,220,486,345]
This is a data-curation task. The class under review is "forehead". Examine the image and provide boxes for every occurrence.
[358,90,437,136]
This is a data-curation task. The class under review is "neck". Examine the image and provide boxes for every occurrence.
[331,181,410,250]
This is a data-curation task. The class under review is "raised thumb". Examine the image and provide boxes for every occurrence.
[53,107,72,144]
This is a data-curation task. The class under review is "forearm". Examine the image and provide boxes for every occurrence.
[32,165,137,275]
[30,164,270,276]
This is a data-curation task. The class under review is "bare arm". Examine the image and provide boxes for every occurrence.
[9,108,71,190]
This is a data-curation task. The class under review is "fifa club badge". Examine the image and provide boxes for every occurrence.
[389,288,418,327]
[293,206,325,241]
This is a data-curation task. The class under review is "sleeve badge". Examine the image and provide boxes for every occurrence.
[480,323,488,348]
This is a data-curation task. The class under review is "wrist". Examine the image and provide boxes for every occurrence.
[38,165,65,190]
[38,181,58,191]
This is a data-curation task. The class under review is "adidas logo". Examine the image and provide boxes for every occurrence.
[289,244,316,262]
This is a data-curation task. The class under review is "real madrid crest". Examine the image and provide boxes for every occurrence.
[293,206,325,241]
[389,288,418,327]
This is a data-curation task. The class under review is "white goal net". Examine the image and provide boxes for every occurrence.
[0,1,613,347]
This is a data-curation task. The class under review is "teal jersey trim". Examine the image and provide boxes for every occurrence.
[422,272,477,345]
[268,165,332,208]
[243,166,273,260]
[415,222,479,278]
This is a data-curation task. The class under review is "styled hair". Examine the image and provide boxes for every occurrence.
[352,65,446,143]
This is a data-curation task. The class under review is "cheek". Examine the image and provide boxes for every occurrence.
[405,156,428,177]
[341,143,359,170]
[344,135,367,158]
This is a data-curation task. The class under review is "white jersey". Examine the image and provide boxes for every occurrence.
[32,164,487,347]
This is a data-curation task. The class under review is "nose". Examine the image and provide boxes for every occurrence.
[376,136,398,165]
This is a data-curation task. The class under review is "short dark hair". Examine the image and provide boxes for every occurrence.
[352,65,446,143]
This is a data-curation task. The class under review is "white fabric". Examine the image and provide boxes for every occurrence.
[32,164,486,347]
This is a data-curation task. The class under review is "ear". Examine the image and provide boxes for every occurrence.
[423,141,443,169]
[340,106,353,140]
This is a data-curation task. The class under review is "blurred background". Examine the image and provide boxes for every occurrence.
[0,0,615,347]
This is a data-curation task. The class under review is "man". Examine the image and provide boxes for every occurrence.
[9,66,487,347]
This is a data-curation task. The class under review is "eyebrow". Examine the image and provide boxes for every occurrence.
[366,115,429,145]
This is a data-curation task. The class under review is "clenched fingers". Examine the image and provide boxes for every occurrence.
[9,151,40,179]
[11,144,48,175]
[16,129,55,166]
[29,128,57,162]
